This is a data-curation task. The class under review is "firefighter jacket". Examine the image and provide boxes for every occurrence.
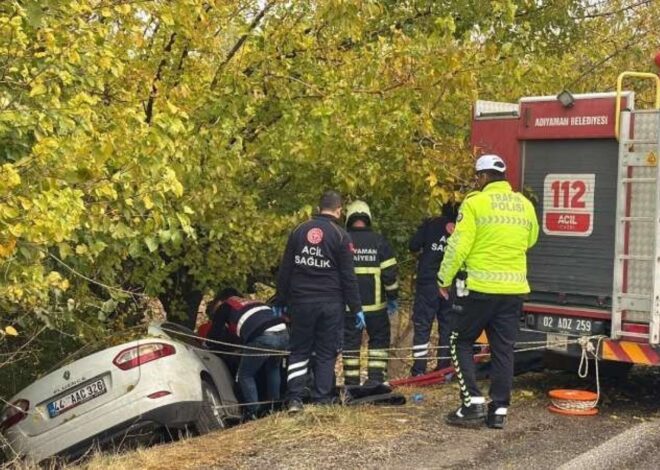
[409,216,454,285]
[208,296,284,344]
[438,181,539,295]
[348,227,398,312]
[275,214,362,314]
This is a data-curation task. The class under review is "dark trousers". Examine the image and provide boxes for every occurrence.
[286,302,343,403]
[411,283,454,374]
[237,330,289,416]
[343,310,390,384]
[450,293,522,408]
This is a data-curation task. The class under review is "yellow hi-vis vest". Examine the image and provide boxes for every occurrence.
[438,181,539,295]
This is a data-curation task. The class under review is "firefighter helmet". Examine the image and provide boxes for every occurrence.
[346,200,372,228]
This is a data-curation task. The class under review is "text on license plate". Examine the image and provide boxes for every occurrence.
[47,379,107,418]
[540,315,592,334]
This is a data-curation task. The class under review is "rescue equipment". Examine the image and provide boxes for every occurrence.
[547,389,599,416]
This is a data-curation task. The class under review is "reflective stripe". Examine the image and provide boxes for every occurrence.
[236,305,271,336]
[363,302,386,312]
[355,267,381,274]
[413,350,428,358]
[265,323,286,332]
[288,359,309,371]
[412,343,429,350]
[469,270,527,283]
[384,282,398,291]
[355,266,382,308]
[369,350,388,358]
[287,368,307,381]
[343,358,360,366]
[344,370,361,377]
[367,361,387,368]
[475,215,534,229]
[380,257,397,269]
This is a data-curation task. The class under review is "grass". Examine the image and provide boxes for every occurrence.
[70,396,430,470]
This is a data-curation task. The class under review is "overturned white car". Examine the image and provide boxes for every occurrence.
[1,322,241,463]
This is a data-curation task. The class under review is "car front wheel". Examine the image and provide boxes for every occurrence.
[195,380,227,434]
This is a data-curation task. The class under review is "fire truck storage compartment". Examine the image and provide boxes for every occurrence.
[524,139,618,307]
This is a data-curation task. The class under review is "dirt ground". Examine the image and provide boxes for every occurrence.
[71,365,660,470]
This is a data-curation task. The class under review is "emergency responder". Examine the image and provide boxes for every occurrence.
[206,288,289,420]
[342,200,398,386]
[438,154,538,429]
[274,190,363,413]
[409,202,458,376]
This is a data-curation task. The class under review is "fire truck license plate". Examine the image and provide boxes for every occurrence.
[537,315,593,335]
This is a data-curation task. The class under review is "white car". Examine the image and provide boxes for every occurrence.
[1,322,241,463]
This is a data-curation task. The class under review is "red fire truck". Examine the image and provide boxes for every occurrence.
[471,72,660,366]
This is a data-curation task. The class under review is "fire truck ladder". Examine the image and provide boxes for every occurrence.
[612,72,660,345]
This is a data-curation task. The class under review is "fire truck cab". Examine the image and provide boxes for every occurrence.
[471,73,660,366]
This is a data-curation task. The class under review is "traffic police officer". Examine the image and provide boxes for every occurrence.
[438,154,538,429]
[275,190,363,413]
[342,200,398,386]
[409,202,457,375]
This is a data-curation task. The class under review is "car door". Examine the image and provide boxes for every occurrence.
[157,323,241,420]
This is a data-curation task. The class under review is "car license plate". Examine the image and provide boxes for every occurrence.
[536,314,594,335]
[47,378,107,418]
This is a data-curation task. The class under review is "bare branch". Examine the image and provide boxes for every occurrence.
[0,326,46,370]
[209,1,276,89]
[144,32,177,123]
[573,0,652,19]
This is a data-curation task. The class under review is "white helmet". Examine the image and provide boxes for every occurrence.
[345,200,372,228]
[475,154,506,173]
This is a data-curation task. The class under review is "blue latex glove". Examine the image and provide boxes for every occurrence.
[387,299,398,316]
[355,311,366,330]
[272,305,286,317]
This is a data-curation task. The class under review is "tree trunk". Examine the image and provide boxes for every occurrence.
[159,266,203,331]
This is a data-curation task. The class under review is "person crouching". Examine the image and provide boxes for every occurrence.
[206,288,289,420]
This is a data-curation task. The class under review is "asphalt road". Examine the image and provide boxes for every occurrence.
[380,366,660,470]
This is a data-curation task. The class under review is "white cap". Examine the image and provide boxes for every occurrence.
[475,154,506,173]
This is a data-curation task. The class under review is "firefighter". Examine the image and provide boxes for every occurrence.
[438,154,539,429]
[342,200,398,386]
[409,202,458,376]
[275,190,363,413]
[206,288,289,420]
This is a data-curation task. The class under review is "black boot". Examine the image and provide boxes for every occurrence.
[445,403,486,427]
[486,403,507,429]
[344,376,360,386]
[287,399,304,414]
[446,403,487,427]
[410,368,426,377]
